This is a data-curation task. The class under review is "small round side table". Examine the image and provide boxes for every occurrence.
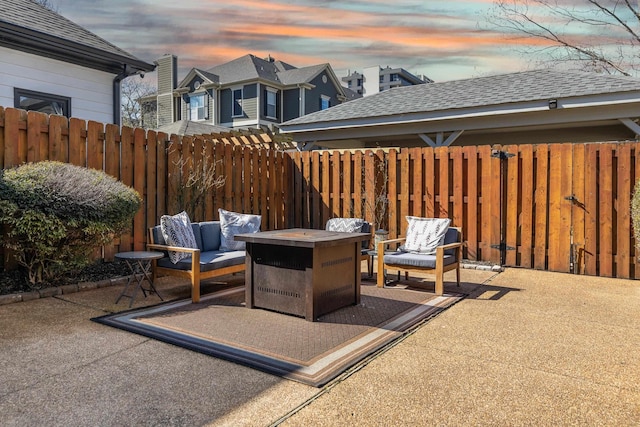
[114,251,165,307]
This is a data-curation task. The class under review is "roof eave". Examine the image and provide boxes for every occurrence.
[281,94,640,142]
[0,22,155,74]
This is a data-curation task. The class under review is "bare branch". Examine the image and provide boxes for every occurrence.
[486,0,640,76]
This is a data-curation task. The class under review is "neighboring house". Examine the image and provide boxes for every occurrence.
[342,66,432,97]
[144,54,351,132]
[280,69,640,150]
[0,0,155,125]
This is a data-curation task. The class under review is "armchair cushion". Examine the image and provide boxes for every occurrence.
[383,252,457,269]
[402,217,451,255]
[160,211,199,264]
[219,208,261,251]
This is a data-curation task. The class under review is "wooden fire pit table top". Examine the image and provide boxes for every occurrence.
[234,228,370,248]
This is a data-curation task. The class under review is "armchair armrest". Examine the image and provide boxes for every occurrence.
[147,243,200,254]
[435,241,466,261]
[376,237,406,254]
[437,241,465,251]
[146,244,201,272]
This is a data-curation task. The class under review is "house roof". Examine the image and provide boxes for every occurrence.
[283,69,640,127]
[279,69,640,147]
[278,63,328,85]
[157,120,231,137]
[201,54,344,93]
[0,0,154,75]
[205,54,280,85]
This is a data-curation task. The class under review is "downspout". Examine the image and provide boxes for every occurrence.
[113,65,129,126]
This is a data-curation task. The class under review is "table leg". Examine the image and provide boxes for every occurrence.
[115,259,163,307]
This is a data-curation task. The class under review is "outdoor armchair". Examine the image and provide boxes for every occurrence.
[376,221,463,295]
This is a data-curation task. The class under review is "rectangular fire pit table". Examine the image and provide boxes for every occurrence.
[234,228,370,321]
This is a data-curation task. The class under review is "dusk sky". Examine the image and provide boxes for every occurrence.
[52,0,607,83]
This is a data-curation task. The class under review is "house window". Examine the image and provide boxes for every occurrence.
[347,81,352,88]
[265,89,277,118]
[320,95,330,110]
[379,75,385,83]
[357,78,362,86]
[189,93,206,121]
[232,88,243,117]
[390,73,399,82]
[14,88,70,117]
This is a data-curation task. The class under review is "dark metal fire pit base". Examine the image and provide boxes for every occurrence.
[236,229,369,321]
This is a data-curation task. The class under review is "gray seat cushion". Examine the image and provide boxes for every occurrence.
[383,252,456,269]
[157,250,245,272]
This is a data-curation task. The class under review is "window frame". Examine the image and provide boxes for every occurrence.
[320,95,331,111]
[14,88,71,118]
[265,87,277,119]
[188,92,207,121]
[232,88,243,117]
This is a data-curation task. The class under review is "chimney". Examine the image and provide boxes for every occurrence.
[156,54,178,127]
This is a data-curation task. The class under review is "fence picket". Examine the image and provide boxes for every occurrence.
[463,145,478,260]
[452,147,464,229]
[616,143,631,278]
[68,118,86,167]
[534,144,549,270]
[519,144,534,268]
[505,145,519,266]
[599,145,614,276]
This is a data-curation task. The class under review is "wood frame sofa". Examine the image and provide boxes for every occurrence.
[376,227,464,295]
[147,221,245,303]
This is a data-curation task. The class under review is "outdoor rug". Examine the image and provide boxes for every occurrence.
[93,283,463,387]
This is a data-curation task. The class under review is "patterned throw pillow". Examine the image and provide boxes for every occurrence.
[160,211,198,264]
[325,218,364,233]
[219,208,261,251]
[402,217,451,255]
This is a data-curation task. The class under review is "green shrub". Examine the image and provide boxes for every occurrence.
[633,178,640,253]
[0,161,141,286]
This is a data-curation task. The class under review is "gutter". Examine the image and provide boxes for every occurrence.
[113,65,141,126]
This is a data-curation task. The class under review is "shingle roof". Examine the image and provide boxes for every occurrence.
[282,69,640,126]
[206,54,279,85]
[157,120,231,136]
[0,0,148,65]
[205,54,332,87]
[278,63,327,85]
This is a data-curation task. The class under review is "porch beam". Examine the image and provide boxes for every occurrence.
[418,133,436,147]
[419,130,464,147]
[619,118,640,137]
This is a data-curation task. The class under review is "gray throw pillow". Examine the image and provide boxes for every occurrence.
[325,217,364,233]
[218,208,261,251]
[402,217,451,255]
[160,211,198,264]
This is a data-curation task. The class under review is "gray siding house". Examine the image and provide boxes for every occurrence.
[146,54,352,132]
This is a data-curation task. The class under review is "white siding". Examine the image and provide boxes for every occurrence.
[0,46,115,123]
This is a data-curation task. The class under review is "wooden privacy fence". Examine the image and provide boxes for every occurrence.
[1,106,639,279]
[288,143,639,279]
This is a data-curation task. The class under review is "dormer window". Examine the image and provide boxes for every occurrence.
[189,93,207,121]
[320,95,330,110]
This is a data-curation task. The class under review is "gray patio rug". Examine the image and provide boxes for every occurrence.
[93,283,463,387]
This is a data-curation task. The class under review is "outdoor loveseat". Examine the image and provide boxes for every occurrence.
[147,209,261,303]
[376,218,463,295]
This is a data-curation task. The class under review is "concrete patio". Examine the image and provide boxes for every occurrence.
[1,266,638,426]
